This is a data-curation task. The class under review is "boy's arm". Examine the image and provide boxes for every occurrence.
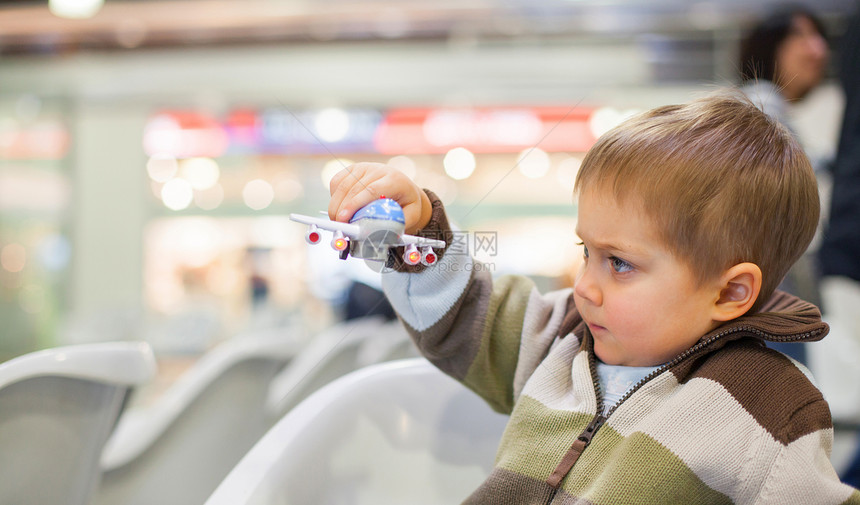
[754,398,860,504]
[327,163,576,413]
[381,190,575,414]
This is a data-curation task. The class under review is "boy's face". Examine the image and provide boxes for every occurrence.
[574,188,721,367]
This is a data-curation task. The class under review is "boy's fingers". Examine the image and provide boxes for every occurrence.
[402,205,423,235]
[328,164,368,220]
[328,163,424,228]
[401,188,432,234]
[330,168,387,222]
[335,175,380,221]
[328,189,345,221]
[328,167,350,196]
[329,163,367,197]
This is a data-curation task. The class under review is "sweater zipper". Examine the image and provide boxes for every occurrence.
[545,346,608,491]
[542,323,823,497]
[545,412,606,489]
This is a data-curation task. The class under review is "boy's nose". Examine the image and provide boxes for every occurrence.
[574,267,602,306]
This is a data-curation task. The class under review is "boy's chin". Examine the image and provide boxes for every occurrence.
[592,345,622,366]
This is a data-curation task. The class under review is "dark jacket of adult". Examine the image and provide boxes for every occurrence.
[820,7,860,281]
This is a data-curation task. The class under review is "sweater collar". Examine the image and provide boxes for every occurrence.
[699,290,828,346]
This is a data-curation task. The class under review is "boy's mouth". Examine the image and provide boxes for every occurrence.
[587,322,606,334]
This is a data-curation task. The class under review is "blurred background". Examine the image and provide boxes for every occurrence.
[0,0,852,363]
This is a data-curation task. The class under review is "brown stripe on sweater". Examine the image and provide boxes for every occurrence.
[461,467,561,505]
[461,468,602,505]
[673,338,831,445]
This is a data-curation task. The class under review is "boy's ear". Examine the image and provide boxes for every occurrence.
[712,262,762,322]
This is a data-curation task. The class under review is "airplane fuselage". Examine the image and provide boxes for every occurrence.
[348,218,406,261]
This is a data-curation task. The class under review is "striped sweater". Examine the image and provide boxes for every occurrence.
[380,192,860,505]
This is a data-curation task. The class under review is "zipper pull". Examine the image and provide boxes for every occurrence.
[581,414,605,442]
[546,414,606,488]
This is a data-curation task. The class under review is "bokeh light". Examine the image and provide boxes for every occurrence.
[588,107,642,138]
[147,153,179,183]
[321,159,353,188]
[49,0,103,19]
[314,108,350,143]
[180,157,220,190]
[443,147,476,180]
[194,184,224,210]
[36,234,71,271]
[243,179,275,210]
[274,177,304,202]
[1,243,27,273]
[161,178,194,210]
[556,156,582,192]
[388,155,417,179]
[517,148,550,179]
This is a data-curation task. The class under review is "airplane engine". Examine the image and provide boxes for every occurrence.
[331,231,349,251]
[403,243,421,265]
[305,225,321,245]
[420,246,437,266]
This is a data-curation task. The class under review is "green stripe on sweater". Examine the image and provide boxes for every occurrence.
[566,431,732,504]
[842,490,860,505]
[494,395,594,480]
[494,396,732,504]
[463,276,534,413]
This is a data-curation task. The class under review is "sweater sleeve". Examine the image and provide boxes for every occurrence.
[381,190,576,414]
[754,399,860,505]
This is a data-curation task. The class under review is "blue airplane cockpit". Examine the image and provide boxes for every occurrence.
[348,198,406,224]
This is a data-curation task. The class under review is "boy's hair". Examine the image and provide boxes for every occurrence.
[574,90,818,313]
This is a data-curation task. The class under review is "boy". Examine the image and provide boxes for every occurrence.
[328,91,860,504]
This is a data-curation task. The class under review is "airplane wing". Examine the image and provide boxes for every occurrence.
[289,213,361,238]
[399,234,446,249]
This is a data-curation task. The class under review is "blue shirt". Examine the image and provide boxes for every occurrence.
[596,361,659,415]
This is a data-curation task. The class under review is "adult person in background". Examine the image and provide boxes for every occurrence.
[740,5,830,117]
[739,4,830,363]
[819,2,860,488]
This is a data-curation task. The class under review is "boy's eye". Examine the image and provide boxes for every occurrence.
[610,256,633,273]
[578,242,589,259]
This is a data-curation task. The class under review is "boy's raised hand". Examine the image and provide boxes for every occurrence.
[328,162,432,235]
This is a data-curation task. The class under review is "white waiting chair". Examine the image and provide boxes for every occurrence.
[0,341,156,505]
[206,358,509,505]
[95,328,303,505]
[265,317,418,417]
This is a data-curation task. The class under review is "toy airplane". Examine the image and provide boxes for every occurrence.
[290,197,445,268]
